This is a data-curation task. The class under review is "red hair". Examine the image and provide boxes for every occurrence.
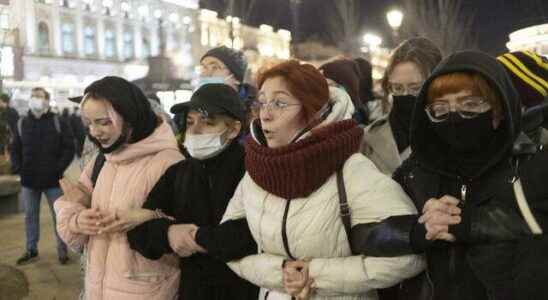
[257,60,329,122]
[427,72,503,118]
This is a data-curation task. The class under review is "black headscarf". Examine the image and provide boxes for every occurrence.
[83,76,158,144]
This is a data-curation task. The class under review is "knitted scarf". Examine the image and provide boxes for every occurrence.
[245,119,363,199]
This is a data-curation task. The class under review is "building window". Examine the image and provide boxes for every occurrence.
[61,22,75,54]
[1,46,14,77]
[37,22,50,54]
[0,12,9,30]
[104,29,116,59]
[123,31,134,60]
[142,30,150,58]
[84,25,96,56]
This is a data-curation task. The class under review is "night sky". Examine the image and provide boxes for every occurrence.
[200,0,548,56]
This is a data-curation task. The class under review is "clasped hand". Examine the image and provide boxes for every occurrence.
[283,260,314,299]
[167,224,206,257]
[419,195,462,242]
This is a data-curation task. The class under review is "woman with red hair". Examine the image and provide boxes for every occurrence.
[386,50,548,299]
[222,60,424,299]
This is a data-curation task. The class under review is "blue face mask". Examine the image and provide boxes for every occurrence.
[196,76,226,89]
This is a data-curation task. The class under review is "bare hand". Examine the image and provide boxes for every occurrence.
[59,178,91,207]
[283,260,314,299]
[97,208,165,234]
[168,224,206,257]
[419,196,461,241]
[72,207,102,235]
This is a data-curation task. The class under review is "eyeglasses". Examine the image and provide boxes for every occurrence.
[388,82,423,96]
[250,100,301,116]
[425,96,492,123]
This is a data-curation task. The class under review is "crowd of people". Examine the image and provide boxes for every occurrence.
[0,36,547,300]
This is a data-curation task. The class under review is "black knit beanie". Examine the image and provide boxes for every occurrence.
[498,50,548,107]
[201,46,248,82]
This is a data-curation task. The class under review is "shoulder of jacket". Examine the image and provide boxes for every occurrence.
[149,149,184,168]
[342,153,379,176]
[365,116,389,132]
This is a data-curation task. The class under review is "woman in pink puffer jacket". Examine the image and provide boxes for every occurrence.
[54,77,183,300]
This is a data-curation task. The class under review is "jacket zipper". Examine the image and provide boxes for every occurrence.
[449,180,468,297]
[460,184,467,204]
[280,200,296,300]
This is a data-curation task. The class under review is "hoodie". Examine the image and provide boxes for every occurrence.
[410,50,520,179]
[393,51,548,300]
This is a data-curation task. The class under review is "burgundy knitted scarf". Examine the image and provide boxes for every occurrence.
[245,119,364,199]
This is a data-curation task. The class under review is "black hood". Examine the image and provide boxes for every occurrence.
[83,76,158,144]
[410,50,520,178]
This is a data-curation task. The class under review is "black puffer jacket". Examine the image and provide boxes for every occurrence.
[390,51,548,300]
[10,111,74,189]
[128,141,258,300]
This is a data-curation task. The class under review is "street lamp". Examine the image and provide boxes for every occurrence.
[120,2,130,18]
[386,9,403,44]
[102,0,113,15]
[363,33,382,50]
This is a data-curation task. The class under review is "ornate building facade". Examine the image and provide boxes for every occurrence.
[0,0,291,111]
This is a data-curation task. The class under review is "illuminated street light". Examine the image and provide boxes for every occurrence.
[386,9,403,30]
[386,9,404,44]
[363,33,383,49]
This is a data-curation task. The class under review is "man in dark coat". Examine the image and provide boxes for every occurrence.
[11,87,74,265]
[389,51,548,300]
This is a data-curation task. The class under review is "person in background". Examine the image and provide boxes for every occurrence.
[319,58,369,125]
[128,84,258,300]
[11,87,74,265]
[54,76,183,299]
[198,46,257,122]
[0,93,19,134]
[354,57,378,124]
[497,50,548,144]
[361,37,442,174]
[147,93,177,133]
[69,107,86,158]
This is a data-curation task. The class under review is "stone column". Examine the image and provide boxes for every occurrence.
[51,0,62,56]
[75,3,84,58]
[96,16,105,60]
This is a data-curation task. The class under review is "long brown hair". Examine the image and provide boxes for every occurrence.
[381,37,442,113]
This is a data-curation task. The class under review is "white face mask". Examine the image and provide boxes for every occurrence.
[29,98,48,117]
[184,129,230,160]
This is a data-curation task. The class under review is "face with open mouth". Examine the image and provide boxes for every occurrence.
[257,76,307,148]
[82,97,123,147]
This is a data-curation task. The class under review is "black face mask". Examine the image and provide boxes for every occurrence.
[389,95,416,152]
[391,95,416,126]
[431,111,496,153]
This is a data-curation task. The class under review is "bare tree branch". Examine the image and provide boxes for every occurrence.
[323,0,362,54]
[403,0,477,55]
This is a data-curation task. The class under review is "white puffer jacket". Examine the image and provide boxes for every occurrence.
[223,87,425,300]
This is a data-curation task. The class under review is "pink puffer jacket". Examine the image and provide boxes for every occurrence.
[55,122,183,300]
